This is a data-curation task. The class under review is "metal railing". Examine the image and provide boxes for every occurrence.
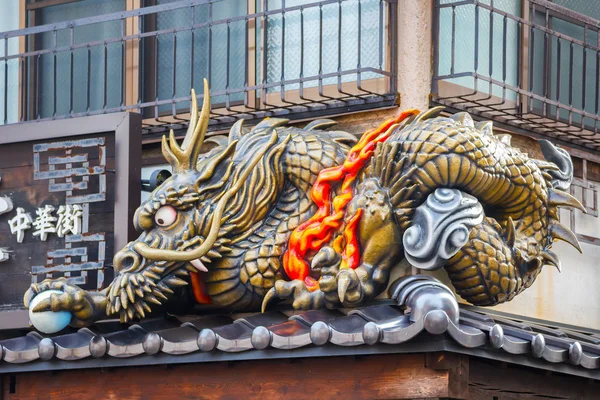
[432,0,600,151]
[0,0,398,137]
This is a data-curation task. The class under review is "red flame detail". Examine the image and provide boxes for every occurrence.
[283,110,420,281]
[190,271,212,304]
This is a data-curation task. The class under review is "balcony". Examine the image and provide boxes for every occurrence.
[0,0,398,138]
[432,0,600,151]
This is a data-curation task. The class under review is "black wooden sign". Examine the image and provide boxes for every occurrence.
[0,113,141,321]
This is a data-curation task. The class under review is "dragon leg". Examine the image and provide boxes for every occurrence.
[262,239,400,311]
[403,186,582,307]
[445,217,526,305]
[402,188,527,306]
[24,278,109,327]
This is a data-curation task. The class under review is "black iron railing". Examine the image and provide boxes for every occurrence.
[0,0,397,137]
[432,0,600,151]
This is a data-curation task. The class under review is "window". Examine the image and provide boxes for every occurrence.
[263,0,385,92]
[436,0,522,103]
[433,0,600,148]
[142,0,247,115]
[32,0,126,118]
[2,0,396,132]
[530,0,600,128]
[142,0,388,117]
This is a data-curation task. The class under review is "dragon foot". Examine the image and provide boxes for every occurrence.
[262,279,325,312]
[24,278,108,328]
[262,246,371,311]
[319,267,368,307]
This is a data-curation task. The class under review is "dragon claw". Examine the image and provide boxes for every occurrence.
[334,269,363,306]
[23,278,105,328]
[261,287,276,313]
[311,247,340,271]
[261,279,324,311]
[337,273,351,304]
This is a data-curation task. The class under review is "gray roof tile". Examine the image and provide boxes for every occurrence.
[1,304,599,376]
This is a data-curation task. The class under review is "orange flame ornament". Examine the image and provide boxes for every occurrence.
[283,109,420,281]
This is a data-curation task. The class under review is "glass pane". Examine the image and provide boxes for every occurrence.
[552,0,600,19]
[437,0,521,102]
[264,0,385,93]
[37,0,126,118]
[152,0,247,112]
[0,0,20,124]
[536,0,600,127]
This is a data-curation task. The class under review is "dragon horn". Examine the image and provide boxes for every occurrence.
[549,222,582,253]
[548,188,586,212]
[162,79,211,172]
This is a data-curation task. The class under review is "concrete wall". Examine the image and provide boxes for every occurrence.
[396,0,432,111]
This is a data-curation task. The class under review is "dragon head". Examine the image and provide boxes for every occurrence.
[108,80,284,321]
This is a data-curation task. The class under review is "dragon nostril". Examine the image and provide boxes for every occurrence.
[122,256,136,270]
[114,249,141,273]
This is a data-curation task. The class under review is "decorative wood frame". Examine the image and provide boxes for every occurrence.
[0,112,141,328]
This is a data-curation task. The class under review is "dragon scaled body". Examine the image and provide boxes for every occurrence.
[24,82,584,327]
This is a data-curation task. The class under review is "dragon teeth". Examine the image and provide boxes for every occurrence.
[190,258,208,272]
[207,250,221,259]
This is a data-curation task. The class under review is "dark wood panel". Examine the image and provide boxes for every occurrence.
[1,354,458,400]
[0,114,141,315]
[468,358,599,400]
[0,134,115,170]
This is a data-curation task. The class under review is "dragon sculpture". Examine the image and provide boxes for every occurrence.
[25,80,584,328]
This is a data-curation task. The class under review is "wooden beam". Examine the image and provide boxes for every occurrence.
[468,358,599,400]
[125,0,140,111]
[426,352,470,399]
[1,354,463,400]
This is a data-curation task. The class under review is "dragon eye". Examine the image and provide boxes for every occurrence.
[155,206,177,227]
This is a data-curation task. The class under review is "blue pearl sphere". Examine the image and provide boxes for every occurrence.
[29,290,72,334]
